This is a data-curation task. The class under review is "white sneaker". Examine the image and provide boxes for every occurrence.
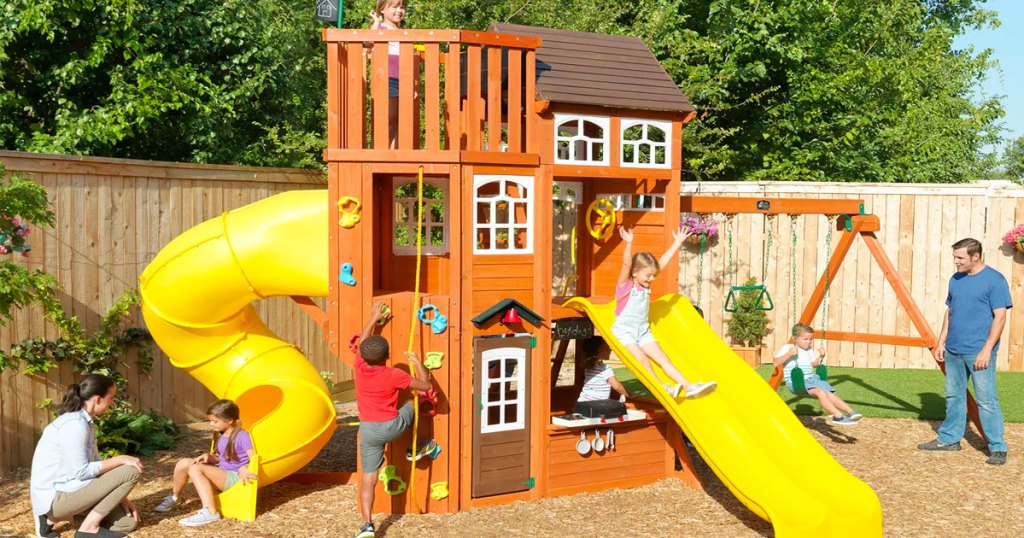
[684,381,717,399]
[154,494,177,513]
[663,383,683,398]
[179,507,221,527]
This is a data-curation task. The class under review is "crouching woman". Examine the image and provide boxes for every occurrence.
[30,374,143,538]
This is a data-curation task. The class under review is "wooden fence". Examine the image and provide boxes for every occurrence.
[5,150,1024,471]
[554,181,1024,373]
[0,151,334,472]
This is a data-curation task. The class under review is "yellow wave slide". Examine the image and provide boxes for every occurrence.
[140,190,336,486]
[564,294,882,538]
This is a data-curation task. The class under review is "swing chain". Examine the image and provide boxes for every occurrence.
[696,232,706,307]
[822,215,836,338]
[763,215,775,282]
[726,214,735,288]
[790,214,799,328]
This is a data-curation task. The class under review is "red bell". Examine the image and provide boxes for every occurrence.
[502,308,521,324]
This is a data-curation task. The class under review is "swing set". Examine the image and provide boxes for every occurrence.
[680,194,987,436]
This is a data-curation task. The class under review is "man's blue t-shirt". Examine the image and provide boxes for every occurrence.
[945,265,1012,355]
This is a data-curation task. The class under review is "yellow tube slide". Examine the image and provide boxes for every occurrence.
[564,294,882,538]
[140,190,337,486]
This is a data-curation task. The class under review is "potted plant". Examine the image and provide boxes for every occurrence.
[679,214,718,246]
[1003,224,1024,253]
[726,276,771,367]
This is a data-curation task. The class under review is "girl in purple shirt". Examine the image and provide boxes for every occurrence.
[153,399,257,527]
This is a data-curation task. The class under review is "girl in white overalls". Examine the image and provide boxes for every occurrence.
[610,226,717,399]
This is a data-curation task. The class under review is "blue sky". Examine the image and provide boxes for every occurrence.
[955,0,1023,154]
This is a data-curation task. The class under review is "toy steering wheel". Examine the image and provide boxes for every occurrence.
[585,198,616,241]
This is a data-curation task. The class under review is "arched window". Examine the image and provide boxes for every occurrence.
[621,119,671,168]
[393,177,448,255]
[554,114,610,165]
[473,175,534,254]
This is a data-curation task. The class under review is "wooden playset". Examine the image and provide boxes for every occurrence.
[318,23,707,513]
[310,22,963,520]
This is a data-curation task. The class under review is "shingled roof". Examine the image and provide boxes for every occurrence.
[489,23,695,115]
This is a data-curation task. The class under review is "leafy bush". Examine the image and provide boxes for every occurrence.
[726,276,771,347]
[94,400,179,458]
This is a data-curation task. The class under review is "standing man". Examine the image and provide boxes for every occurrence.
[918,238,1010,465]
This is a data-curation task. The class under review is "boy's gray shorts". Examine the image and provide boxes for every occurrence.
[358,402,415,472]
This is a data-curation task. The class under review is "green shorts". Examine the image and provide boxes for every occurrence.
[224,470,240,491]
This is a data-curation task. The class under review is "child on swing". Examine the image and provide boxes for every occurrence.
[774,323,862,426]
[153,399,257,527]
[352,301,433,538]
[611,226,717,399]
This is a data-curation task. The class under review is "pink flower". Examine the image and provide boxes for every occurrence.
[16,229,26,237]
[1003,224,1024,245]
[0,245,7,254]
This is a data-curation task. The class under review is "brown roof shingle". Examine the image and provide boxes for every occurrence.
[489,23,695,115]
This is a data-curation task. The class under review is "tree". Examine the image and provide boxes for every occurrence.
[664,0,1004,182]
[1005,135,1024,181]
[1,0,1007,181]
[0,0,327,169]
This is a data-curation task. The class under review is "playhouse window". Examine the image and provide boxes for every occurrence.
[481,347,526,434]
[554,114,610,166]
[473,175,534,254]
[621,119,671,168]
[393,178,448,255]
[606,193,666,212]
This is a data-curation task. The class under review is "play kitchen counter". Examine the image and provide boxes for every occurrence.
[543,411,680,497]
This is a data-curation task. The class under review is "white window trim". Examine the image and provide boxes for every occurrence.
[392,177,449,256]
[607,193,666,212]
[553,113,610,166]
[480,347,526,434]
[473,175,534,255]
[620,118,672,169]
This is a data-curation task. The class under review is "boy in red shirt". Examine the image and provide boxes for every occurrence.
[353,301,432,538]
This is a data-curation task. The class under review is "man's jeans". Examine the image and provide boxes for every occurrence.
[938,351,1007,452]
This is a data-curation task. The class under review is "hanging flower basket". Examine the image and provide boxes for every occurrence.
[1002,224,1024,254]
[680,215,718,246]
[686,234,709,245]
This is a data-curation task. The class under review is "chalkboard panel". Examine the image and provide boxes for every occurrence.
[552,318,594,341]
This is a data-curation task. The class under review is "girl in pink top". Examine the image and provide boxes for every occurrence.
[370,0,406,149]
[610,226,717,400]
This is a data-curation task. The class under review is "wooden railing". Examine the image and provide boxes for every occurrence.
[322,29,540,162]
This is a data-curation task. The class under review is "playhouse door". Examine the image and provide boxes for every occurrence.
[471,336,532,498]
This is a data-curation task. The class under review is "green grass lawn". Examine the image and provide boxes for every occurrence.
[616,365,1024,423]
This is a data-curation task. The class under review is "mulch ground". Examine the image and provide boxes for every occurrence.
[2,408,1023,537]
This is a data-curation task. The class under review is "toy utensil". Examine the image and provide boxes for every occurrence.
[576,431,591,456]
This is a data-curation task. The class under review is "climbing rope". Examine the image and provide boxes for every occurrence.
[407,166,425,513]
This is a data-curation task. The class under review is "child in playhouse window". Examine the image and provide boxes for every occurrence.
[574,336,655,417]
